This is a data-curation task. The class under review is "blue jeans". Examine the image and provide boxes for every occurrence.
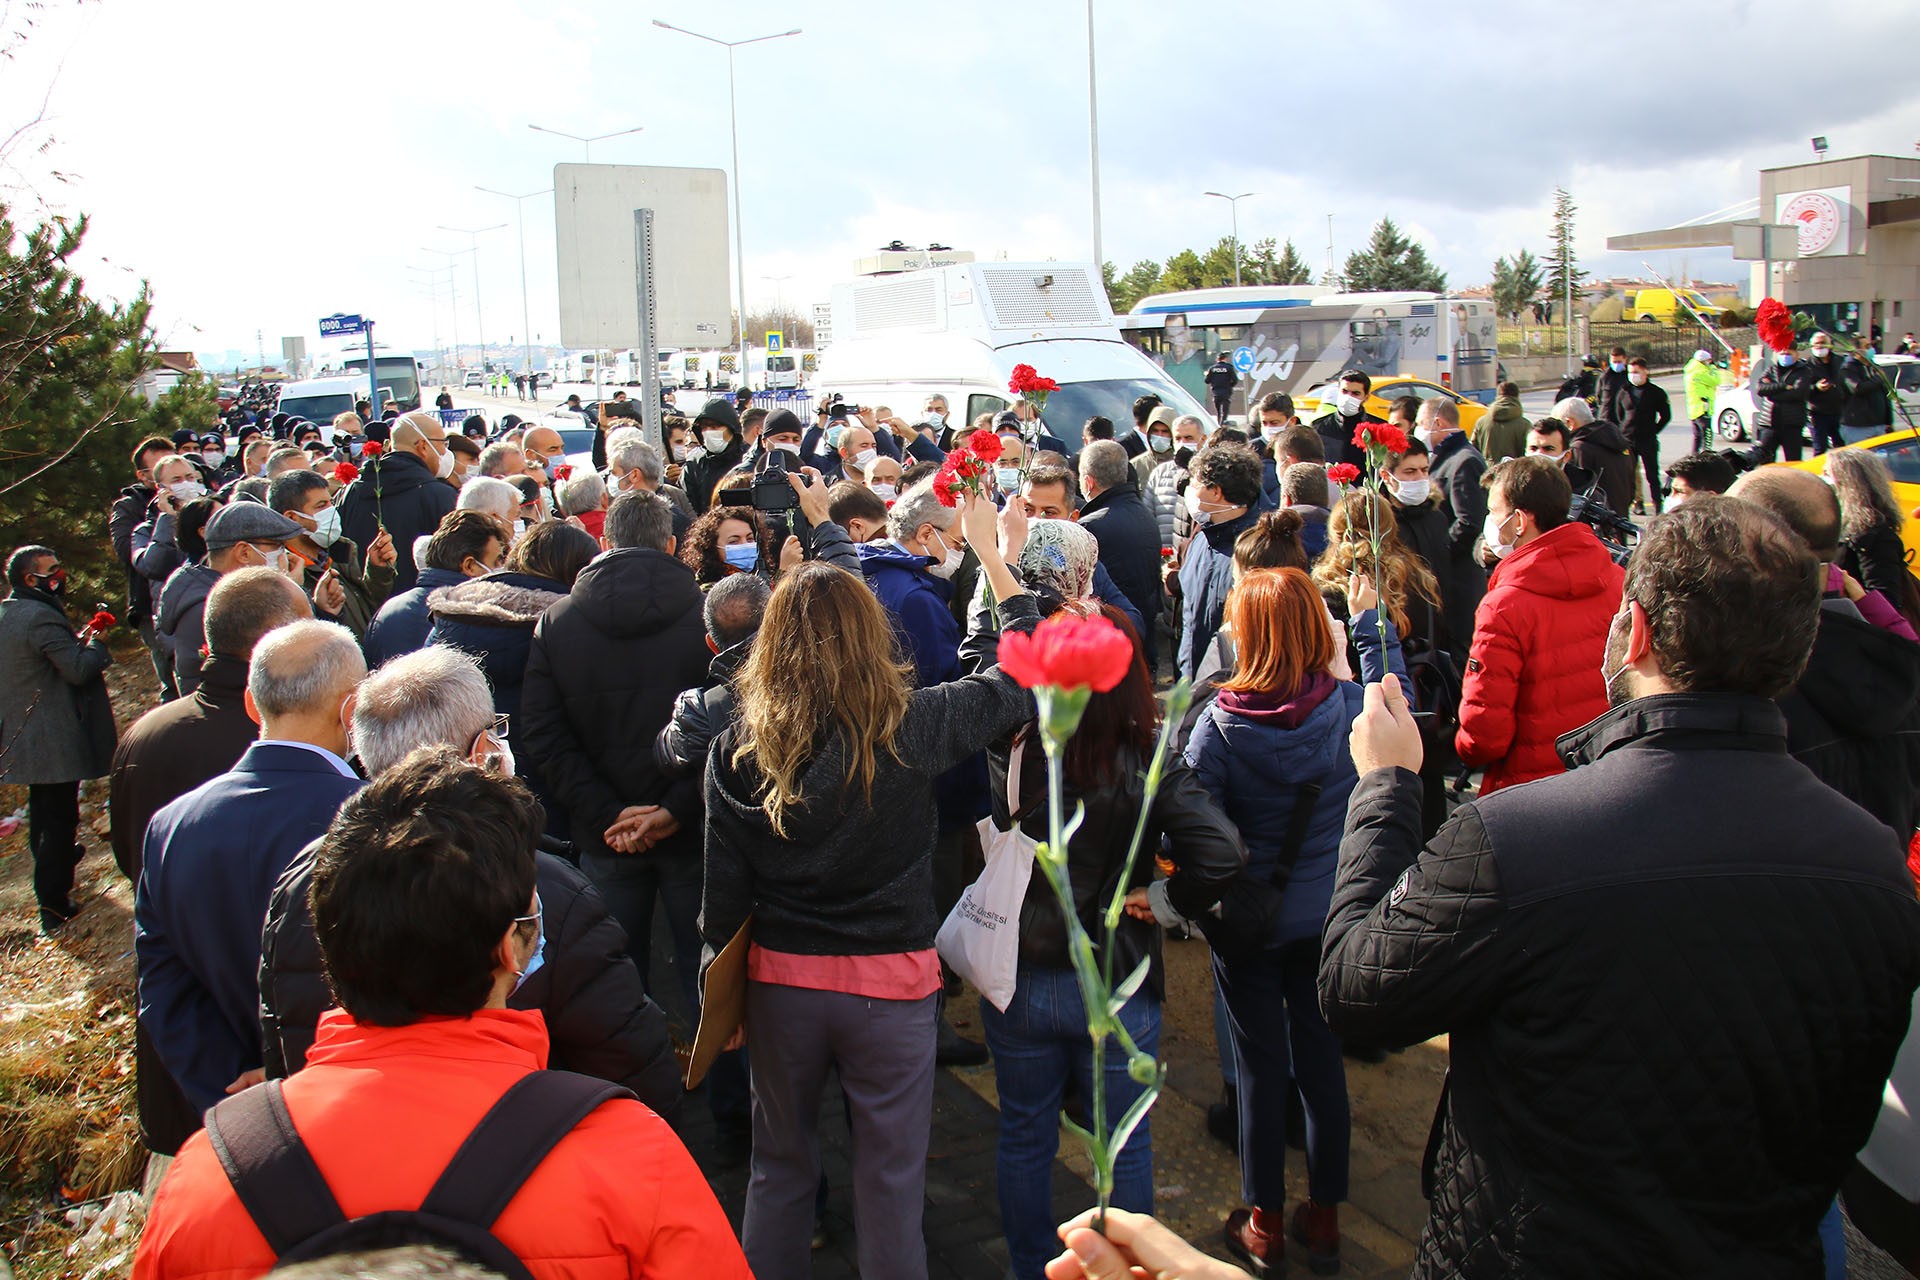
[1214,938,1350,1208]
[981,965,1161,1280]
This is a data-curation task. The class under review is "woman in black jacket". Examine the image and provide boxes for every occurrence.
[701,493,1030,1280]
[981,604,1242,1280]
[1827,446,1920,631]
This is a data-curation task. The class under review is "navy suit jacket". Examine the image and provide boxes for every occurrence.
[135,742,364,1112]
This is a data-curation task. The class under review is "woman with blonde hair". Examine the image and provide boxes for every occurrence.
[701,493,1034,1280]
[1183,566,1403,1276]
[1314,495,1445,657]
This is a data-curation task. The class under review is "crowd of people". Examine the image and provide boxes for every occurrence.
[5,364,1920,1280]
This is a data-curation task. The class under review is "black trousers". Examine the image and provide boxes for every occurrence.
[1690,414,1711,454]
[28,780,82,912]
[1631,433,1662,513]
[1749,420,1805,466]
[1811,412,1844,455]
[1212,395,1232,422]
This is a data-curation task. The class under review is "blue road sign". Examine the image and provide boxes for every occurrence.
[319,313,366,338]
[1232,346,1256,373]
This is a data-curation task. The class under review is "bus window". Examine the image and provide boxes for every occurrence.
[967,393,1009,426]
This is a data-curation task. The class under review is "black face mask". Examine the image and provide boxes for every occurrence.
[1174,445,1196,471]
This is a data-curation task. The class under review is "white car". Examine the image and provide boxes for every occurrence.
[462,369,488,388]
[1714,352,1920,443]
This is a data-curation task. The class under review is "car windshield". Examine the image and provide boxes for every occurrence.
[278,393,355,424]
[1687,292,1716,307]
[1032,376,1210,436]
[555,427,597,455]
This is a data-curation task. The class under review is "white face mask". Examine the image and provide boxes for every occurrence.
[871,482,898,503]
[1261,425,1284,444]
[851,447,877,472]
[925,529,964,579]
[1392,476,1431,505]
[305,506,342,546]
[670,443,690,463]
[1337,393,1364,418]
[926,411,946,428]
[253,544,289,573]
[512,518,527,541]
[1148,434,1172,454]
[701,429,728,453]
[995,466,1022,495]
[1483,510,1519,560]
[433,443,456,479]
[1186,488,1227,526]
[202,450,226,469]
[1415,426,1437,451]
[1811,346,1832,359]
[1628,372,1649,387]
[771,441,800,458]
[168,479,206,502]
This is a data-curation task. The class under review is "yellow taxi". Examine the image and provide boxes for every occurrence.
[1783,426,1920,559]
[1297,375,1490,439]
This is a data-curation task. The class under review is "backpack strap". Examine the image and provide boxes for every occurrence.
[418,1071,634,1228]
[205,1081,348,1255]
[1270,781,1325,886]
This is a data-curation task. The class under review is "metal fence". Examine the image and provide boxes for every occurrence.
[1500,321,1756,368]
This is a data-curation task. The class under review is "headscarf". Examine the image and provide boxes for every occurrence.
[1017,518,1100,604]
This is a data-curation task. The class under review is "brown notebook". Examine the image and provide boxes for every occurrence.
[684,918,752,1089]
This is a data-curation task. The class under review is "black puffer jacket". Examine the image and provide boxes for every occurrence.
[1321,694,1920,1279]
[655,640,748,782]
[258,843,683,1121]
[1569,418,1635,517]
[1841,355,1896,431]
[1758,359,1817,435]
[520,547,712,857]
[336,450,457,592]
[1779,602,1920,840]
[987,736,1241,1000]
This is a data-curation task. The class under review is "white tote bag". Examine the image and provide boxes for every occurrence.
[935,740,1036,1013]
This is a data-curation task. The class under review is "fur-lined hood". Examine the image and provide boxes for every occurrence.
[427,572,567,628]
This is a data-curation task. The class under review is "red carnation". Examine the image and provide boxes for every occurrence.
[1008,364,1039,395]
[997,613,1136,695]
[1032,375,1059,393]
[1757,297,1797,354]
[968,429,1004,463]
[553,462,574,482]
[362,441,384,457]
[1326,462,1361,485]
[932,469,959,508]
[1356,422,1410,455]
[88,610,116,631]
[333,461,360,484]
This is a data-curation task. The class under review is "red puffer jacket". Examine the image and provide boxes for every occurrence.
[1456,521,1623,793]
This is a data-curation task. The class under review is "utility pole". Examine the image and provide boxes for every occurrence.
[1326,214,1335,282]
[1204,192,1255,288]
[1086,0,1103,272]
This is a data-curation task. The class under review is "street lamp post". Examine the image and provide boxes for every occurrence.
[652,19,802,391]
[407,264,454,381]
[526,124,645,163]
[1087,0,1103,272]
[477,186,553,381]
[437,224,507,374]
[1204,191,1255,288]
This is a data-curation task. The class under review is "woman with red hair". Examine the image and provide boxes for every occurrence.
[1181,566,1404,1276]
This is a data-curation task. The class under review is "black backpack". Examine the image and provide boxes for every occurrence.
[205,1071,633,1280]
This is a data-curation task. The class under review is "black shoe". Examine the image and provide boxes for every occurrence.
[38,900,80,935]
[936,1017,989,1067]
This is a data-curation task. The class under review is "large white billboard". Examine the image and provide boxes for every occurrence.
[554,164,731,350]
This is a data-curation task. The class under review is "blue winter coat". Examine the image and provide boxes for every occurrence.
[1184,610,1405,946]
[1177,504,1263,680]
[858,539,985,827]
[364,567,466,667]
[425,571,569,719]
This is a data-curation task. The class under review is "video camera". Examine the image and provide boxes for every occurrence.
[824,399,862,422]
[1569,480,1639,568]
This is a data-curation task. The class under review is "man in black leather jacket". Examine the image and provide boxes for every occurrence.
[1749,344,1817,465]
[1322,496,1920,1279]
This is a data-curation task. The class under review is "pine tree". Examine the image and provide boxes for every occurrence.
[1490,249,1545,323]
[1271,238,1314,286]
[1339,217,1447,292]
[1159,249,1207,292]
[1545,188,1586,317]
[1108,260,1163,313]
[0,205,156,604]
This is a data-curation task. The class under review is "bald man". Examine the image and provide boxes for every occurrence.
[1727,472,1920,838]
[522,425,568,483]
[337,410,457,592]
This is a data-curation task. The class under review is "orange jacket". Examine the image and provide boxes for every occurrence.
[134,1009,750,1280]
[1455,521,1624,794]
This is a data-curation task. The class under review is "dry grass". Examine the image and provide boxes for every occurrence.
[1,650,159,1279]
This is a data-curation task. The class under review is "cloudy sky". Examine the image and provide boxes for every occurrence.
[5,0,1918,365]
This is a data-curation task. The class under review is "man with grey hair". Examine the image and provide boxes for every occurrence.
[457,475,522,527]
[339,410,457,593]
[477,441,525,480]
[136,620,366,1122]
[521,489,712,1021]
[557,470,608,540]
[258,644,685,1118]
[264,447,311,480]
[1555,395,1636,517]
[1077,438,1163,666]
[606,429,694,535]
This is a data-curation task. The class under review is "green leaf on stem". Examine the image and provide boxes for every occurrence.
[1108,1072,1166,1162]
[1108,955,1151,1017]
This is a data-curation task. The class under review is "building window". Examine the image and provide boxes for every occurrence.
[1896,302,1905,318]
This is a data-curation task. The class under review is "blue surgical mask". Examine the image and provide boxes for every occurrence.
[722,542,759,571]
[1778,353,1796,366]
[512,894,545,994]
[824,424,847,449]
[1610,361,1625,373]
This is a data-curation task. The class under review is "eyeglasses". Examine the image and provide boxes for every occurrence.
[471,713,511,773]
[511,892,543,935]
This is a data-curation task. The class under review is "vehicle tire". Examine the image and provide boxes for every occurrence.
[1717,408,1747,443]
[1637,314,1657,324]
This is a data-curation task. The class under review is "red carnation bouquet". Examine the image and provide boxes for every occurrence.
[932,429,1003,508]
[1008,363,1058,418]
[1757,297,1798,354]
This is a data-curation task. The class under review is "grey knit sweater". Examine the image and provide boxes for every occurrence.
[700,592,1038,963]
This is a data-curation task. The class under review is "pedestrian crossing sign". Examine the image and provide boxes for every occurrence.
[765,332,783,351]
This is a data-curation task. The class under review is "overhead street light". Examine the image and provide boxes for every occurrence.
[1204,191,1256,288]
[652,18,803,387]
[419,248,466,369]
[527,124,645,163]
[477,186,553,379]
